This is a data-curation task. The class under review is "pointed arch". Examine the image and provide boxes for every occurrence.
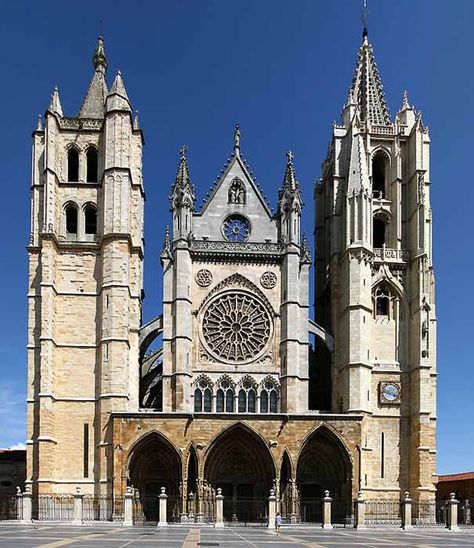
[67,145,80,182]
[86,146,98,183]
[371,149,390,199]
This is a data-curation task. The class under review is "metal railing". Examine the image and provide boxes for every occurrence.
[0,495,21,521]
[36,494,74,521]
[365,499,402,527]
[460,499,474,528]
[412,500,446,527]
[82,495,124,522]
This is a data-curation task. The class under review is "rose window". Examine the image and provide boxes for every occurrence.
[201,292,271,363]
[222,215,250,242]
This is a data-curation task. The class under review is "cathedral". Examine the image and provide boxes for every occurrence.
[26,28,437,523]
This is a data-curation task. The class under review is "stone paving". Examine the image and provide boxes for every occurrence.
[0,525,474,547]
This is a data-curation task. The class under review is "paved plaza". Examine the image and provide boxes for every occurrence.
[0,525,474,547]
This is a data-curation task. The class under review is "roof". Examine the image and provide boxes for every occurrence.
[437,472,474,482]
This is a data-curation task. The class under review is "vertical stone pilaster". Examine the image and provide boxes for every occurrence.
[268,488,276,529]
[21,488,32,523]
[402,492,412,530]
[123,487,133,526]
[215,488,224,528]
[322,490,333,529]
[447,493,459,531]
[158,487,168,527]
[73,488,83,525]
[355,492,366,529]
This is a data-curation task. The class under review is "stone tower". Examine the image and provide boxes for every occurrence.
[314,29,436,498]
[27,38,144,494]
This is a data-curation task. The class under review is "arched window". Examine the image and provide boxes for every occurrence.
[86,148,98,183]
[65,203,78,235]
[373,218,386,247]
[84,204,97,235]
[372,152,387,199]
[373,284,393,318]
[238,380,257,413]
[216,379,234,413]
[260,379,279,413]
[194,378,212,412]
[67,148,79,182]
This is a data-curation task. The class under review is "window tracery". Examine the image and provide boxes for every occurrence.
[373,283,396,318]
[216,378,234,413]
[260,379,279,413]
[194,377,212,412]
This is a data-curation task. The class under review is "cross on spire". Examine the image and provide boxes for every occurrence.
[234,124,241,151]
[286,150,294,164]
[180,144,188,160]
[361,0,369,39]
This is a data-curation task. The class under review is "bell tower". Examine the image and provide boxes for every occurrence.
[27,38,144,494]
[315,29,436,499]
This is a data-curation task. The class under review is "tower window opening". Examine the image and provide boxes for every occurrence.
[238,381,256,413]
[372,153,387,199]
[84,204,97,235]
[374,284,393,317]
[260,380,279,413]
[373,218,386,247]
[67,148,79,182]
[86,148,98,183]
[65,204,78,234]
[194,378,212,412]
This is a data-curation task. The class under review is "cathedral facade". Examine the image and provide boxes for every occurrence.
[26,31,436,523]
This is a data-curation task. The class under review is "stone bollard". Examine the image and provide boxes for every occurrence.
[21,486,32,523]
[402,491,412,530]
[157,487,168,527]
[268,488,277,529]
[464,499,471,525]
[322,490,333,529]
[355,492,366,529]
[446,493,459,531]
[215,488,224,528]
[16,487,23,521]
[73,487,83,525]
[123,486,134,526]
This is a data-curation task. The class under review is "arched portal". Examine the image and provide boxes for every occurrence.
[204,423,275,523]
[296,427,352,523]
[128,432,182,522]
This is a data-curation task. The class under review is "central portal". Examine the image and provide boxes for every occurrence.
[204,424,275,523]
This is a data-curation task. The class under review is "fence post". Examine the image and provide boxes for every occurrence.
[268,488,276,529]
[215,487,224,528]
[322,490,333,529]
[73,487,83,525]
[157,486,168,527]
[16,487,23,521]
[355,492,366,529]
[402,491,412,530]
[21,486,32,523]
[123,486,133,526]
[446,493,459,531]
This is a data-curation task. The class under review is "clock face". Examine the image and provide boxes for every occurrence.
[381,382,400,403]
[222,215,251,242]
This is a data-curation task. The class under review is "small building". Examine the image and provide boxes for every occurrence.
[436,472,474,502]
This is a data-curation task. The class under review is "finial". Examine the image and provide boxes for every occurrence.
[234,124,241,151]
[36,114,43,131]
[286,150,294,164]
[133,110,139,130]
[93,36,108,73]
[402,90,410,110]
[361,0,369,40]
[180,145,188,161]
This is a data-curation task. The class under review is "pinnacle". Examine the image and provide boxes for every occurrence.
[93,36,108,73]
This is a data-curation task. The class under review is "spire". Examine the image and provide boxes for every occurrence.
[345,32,390,126]
[301,233,312,264]
[347,131,370,194]
[278,150,303,211]
[171,145,195,210]
[160,226,172,263]
[401,90,410,110]
[106,70,131,112]
[48,86,63,116]
[79,37,108,118]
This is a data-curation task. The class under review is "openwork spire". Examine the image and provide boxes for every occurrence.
[346,34,390,125]
[79,37,108,118]
[278,150,303,211]
[48,85,63,116]
[171,145,195,210]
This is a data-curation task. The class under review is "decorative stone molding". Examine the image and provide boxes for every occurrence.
[195,269,213,287]
[260,271,277,289]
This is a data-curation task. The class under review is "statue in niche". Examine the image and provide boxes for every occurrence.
[228,178,246,205]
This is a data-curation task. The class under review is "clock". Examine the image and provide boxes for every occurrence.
[379,382,401,404]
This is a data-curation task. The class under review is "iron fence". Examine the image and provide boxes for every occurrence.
[332,499,354,528]
[0,495,21,521]
[36,494,74,521]
[223,497,268,526]
[132,495,180,525]
[82,495,124,522]
[299,497,322,525]
[412,500,446,527]
[365,499,401,527]
[460,499,474,528]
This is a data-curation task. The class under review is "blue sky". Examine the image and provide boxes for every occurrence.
[0,0,472,474]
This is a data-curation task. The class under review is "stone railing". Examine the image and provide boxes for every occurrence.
[59,117,103,131]
[373,247,410,263]
[190,240,284,257]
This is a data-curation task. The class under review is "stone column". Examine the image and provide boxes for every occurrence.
[322,490,333,529]
[446,493,459,531]
[16,487,23,521]
[196,479,204,523]
[21,487,32,523]
[73,487,83,525]
[123,487,133,526]
[402,491,412,530]
[268,488,276,529]
[188,492,195,522]
[158,487,168,527]
[355,492,366,529]
[215,488,224,528]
